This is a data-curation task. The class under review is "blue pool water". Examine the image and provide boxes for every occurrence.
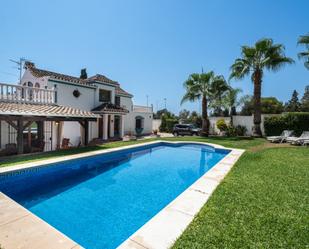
[0,142,229,249]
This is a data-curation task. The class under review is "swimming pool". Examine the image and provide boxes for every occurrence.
[0,142,230,249]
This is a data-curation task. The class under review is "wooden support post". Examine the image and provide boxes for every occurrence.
[17,119,24,154]
[37,121,44,141]
[84,121,89,146]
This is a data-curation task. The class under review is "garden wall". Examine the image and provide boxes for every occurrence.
[209,114,280,136]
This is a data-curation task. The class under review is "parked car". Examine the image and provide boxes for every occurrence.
[172,124,201,136]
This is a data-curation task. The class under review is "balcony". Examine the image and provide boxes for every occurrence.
[133,105,153,113]
[0,83,56,105]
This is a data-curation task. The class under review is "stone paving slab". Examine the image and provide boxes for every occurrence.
[0,193,82,249]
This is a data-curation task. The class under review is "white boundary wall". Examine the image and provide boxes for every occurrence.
[152,114,280,136]
[209,114,281,136]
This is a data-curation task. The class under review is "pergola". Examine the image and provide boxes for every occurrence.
[0,102,98,154]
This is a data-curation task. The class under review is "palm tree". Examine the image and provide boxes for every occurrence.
[209,77,229,116]
[181,71,227,136]
[298,34,309,70]
[223,87,243,125]
[230,38,294,136]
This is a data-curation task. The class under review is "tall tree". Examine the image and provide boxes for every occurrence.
[181,71,226,136]
[298,34,309,70]
[301,85,309,111]
[209,77,229,116]
[178,109,190,123]
[241,97,284,115]
[223,87,243,125]
[230,38,294,136]
[285,90,301,112]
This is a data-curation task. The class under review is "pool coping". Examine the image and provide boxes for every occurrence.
[0,140,244,249]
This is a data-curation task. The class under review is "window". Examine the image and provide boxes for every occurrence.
[99,89,111,102]
[23,81,33,87]
[35,83,40,88]
[115,96,121,106]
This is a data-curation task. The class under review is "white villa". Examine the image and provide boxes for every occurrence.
[0,61,153,155]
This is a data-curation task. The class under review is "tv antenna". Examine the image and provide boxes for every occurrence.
[9,57,27,83]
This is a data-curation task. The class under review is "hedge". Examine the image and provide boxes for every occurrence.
[264,112,309,136]
[159,118,178,133]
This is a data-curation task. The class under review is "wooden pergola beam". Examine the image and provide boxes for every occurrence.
[23,121,33,130]
[5,120,18,130]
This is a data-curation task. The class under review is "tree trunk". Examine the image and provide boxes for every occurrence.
[252,69,262,137]
[201,95,209,136]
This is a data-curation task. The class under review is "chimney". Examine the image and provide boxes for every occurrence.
[24,61,35,69]
[80,68,88,79]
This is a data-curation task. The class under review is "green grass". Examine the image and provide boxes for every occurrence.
[172,146,309,249]
[0,137,263,167]
[0,136,308,248]
[0,139,157,167]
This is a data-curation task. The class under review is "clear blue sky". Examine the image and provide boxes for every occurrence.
[1,0,308,113]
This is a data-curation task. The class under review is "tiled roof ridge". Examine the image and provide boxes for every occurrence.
[25,61,118,86]
[24,61,133,97]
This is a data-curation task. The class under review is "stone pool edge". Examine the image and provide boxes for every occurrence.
[0,140,244,249]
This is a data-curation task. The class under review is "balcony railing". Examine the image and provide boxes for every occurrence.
[133,105,153,113]
[0,83,56,104]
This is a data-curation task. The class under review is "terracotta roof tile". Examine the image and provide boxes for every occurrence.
[0,102,99,119]
[87,74,118,85]
[25,61,133,97]
[115,86,133,97]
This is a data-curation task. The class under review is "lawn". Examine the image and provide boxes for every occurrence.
[172,141,309,248]
[0,136,308,248]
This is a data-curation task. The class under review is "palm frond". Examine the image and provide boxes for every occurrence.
[297,34,309,45]
[229,58,250,80]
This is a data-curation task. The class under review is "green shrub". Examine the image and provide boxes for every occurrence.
[235,125,247,136]
[165,119,178,132]
[216,119,228,132]
[264,112,309,136]
[224,125,247,137]
[159,118,178,132]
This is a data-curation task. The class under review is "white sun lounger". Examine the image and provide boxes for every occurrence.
[287,131,309,145]
[267,130,294,143]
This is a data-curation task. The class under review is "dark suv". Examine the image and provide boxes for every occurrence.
[172,124,200,136]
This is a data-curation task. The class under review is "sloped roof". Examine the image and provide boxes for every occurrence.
[0,102,99,119]
[115,86,133,97]
[92,103,129,114]
[25,62,91,86]
[87,74,118,85]
[25,61,133,97]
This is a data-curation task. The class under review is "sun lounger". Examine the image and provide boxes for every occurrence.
[287,131,309,145]
[267,130,293,143]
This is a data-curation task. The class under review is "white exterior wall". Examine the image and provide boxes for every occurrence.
[93,83,116,106]
[0,121,10,149]
[209,117,231,135]
[47,80,95,110]
[209,114,281,136]
[120,96,153,135]
[21,69,49,88]
[152,119,161,131]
